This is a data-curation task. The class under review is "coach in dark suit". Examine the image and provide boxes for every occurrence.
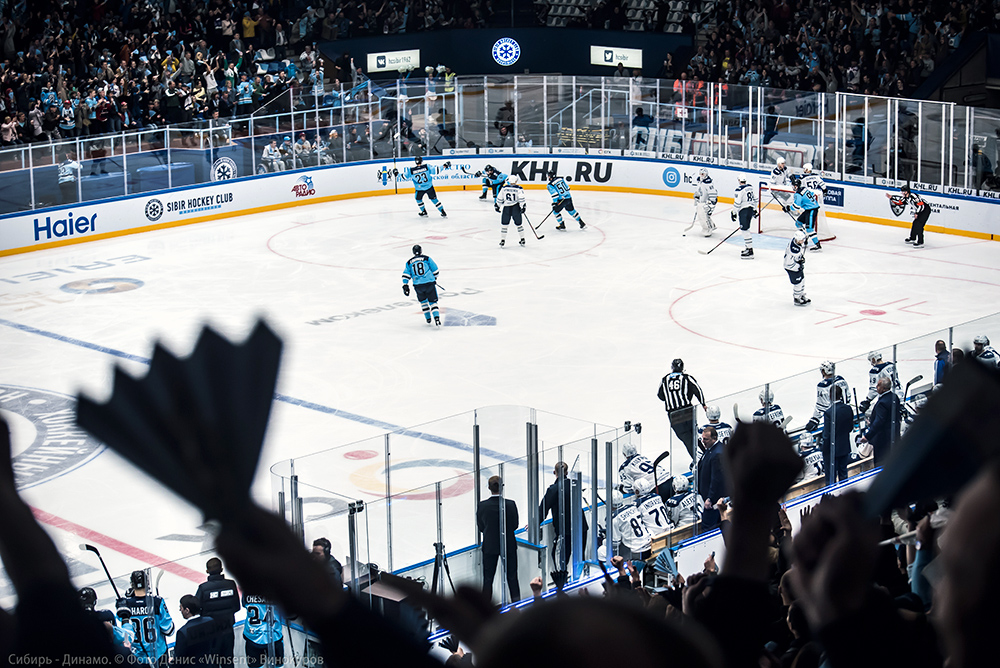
[696,426,727,530]
[539,461,589,573]
[861,376,901,465]
[821,386,855,484]
[477,475,520,602]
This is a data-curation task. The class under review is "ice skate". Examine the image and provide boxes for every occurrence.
[809,242,822,252]
[434,316,441,326]
[912,241,923,248]
[904,237,914,243]
[499,239,505,247]
[440,209,447,217]
[556,222,567,230]
[741,248,754,260]
[479,192,488,200]
[579,220,586,229]
[519,238,526,246]
[418,210,428,217]
[794,295,811,306]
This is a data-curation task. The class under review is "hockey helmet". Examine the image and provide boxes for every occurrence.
[697,167,709,181]
[79,587,97,610]
[789,175,802,188]
[793,229,807,244]
[820,360,835,376]
[776,156,786,166]
[548,171,557,182]
[867,350,883,363]
[633,477,653,497]
[673,475,690,492]
[706,405,721,421]
[797,432,814,453]
[759,387,774,404]
[738,174,747,183]
[974,334,990,345]
[507,175,519,186]
[622,441,638,457]
[130,570,147,590]
[900,183,911,193]
[414,156,423,165]
[484,164,496,174]
[803,162,813,173]
[412,244,422,256]
[612,490,624,508]
[671,358,684,373]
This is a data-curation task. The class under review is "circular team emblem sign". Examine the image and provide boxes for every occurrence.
[145,198,163,221]
[212,156,238,181]
[60,278,144,294]
[0,384,105,491]
[492,38,520,67]
[662,167,681,187]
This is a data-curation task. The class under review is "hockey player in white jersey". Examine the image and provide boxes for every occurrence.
[859,350,901,413]
[771,157,790,187]
[698,405,733,446]
[972,334,1000,368]
[617,441,669,496]
[793,432,825,483]
[805,360,852,431]
[799,163,827,200]
[693,167,718,237]
[784,230,810,306]
[495,175,527,247]
[611,491,653,558]
[731,175,758,259]
[632,477,671,537]
[752,387,786,427]
[665,475,700,528]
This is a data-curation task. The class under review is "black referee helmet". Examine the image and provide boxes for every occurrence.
[671,358,684,372]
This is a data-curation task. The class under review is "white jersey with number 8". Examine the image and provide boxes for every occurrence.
[612,503,653,552]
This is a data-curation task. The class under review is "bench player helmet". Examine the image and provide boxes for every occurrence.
[622,441,638,457]
[671,358,684,372]
[760,387,774,404]
[867,350,883,363]
[130,569,147,590]
[673,475,690,492]
[612,491,624,508]
[820,360,835,376]
[706,405,721,421]
[974,334,989,345]
[412,244,422,256]
[79,587,97,610]
[633,477,653,496]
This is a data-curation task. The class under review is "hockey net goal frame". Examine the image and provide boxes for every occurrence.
[757,183,837,242]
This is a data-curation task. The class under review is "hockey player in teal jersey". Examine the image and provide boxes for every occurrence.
[118,570,174,665]
[477,164,508,201]
[547,172,586,230]
[396,156,449,217]
[242,594,285,668]
[787,177,822,251]
[402,244,442,326]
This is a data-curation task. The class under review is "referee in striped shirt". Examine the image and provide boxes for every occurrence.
[657,358,707,461]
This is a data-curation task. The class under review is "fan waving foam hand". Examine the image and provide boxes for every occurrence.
[75,320,282,522]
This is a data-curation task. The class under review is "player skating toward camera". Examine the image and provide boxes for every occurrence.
[805,360,852,432]
[732,174,758,259]
[547,172,586,230]
[401,244,442,326]
[397,156,449,217]
[787,177,822,251]
[496,175,527,247]
[784,229,810,307]
[693,167,718,236]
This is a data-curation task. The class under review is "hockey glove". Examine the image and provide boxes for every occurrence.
[520,205,526,214]
[439,636,460,653]
[402,284,410,296]
[805,418,819,432]
[752,209,759,219]
[858,399,871,414]
[475,171,482,177]
[443,161,452,169]
[731,211,737,222]
[494,204,501,213]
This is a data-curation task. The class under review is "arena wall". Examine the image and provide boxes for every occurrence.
[3,153,998,256]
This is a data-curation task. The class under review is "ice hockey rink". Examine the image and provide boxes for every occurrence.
[3,185,1000,614]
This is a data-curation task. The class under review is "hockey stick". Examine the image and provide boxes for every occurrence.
[285,619,301,667]
[535,209,554,230]
[154,568,163,597]
[903,374,923,401]
[80,544,122,600]
[698,227,740,255]
[523,212,545,240]
[733,402,741,423]
[682,209,697,236]
[779,415,793,429]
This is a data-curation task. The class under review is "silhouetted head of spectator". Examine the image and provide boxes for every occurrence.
[476,595,721,668]
[488,475,501,494]
[206,557,223,576]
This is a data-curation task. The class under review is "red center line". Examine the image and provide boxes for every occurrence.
[31,506,204,583]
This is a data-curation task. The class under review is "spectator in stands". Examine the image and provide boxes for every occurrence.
[971,144,993,189]
[934,340,950,384]
[632,106,654,149]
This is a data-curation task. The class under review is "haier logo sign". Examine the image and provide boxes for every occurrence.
[33,211,97,242]
[590,45,643,68]
[367,49,420,73]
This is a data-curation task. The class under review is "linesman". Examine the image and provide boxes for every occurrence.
[657,358,707,462]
